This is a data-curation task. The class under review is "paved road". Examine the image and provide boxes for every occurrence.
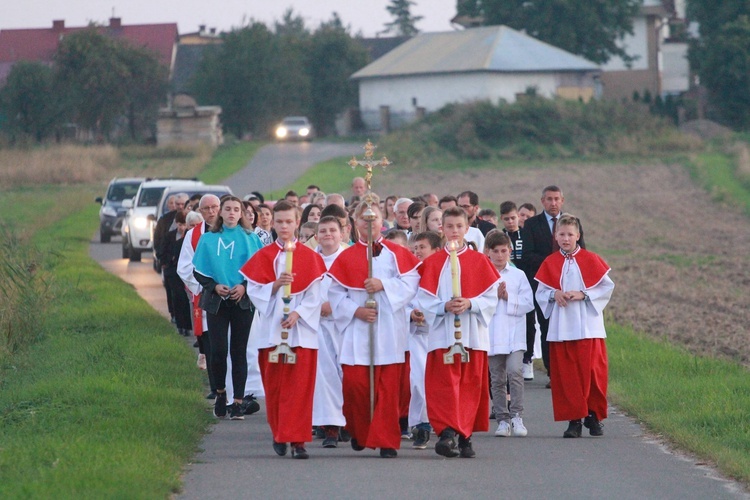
[90,142,748,499]
[222,141,356,197]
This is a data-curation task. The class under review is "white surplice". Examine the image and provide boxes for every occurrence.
[489,263,535,355]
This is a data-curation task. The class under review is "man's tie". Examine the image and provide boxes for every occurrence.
[551,216,559,252]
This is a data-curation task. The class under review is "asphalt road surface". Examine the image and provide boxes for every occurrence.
[89,142,748,499]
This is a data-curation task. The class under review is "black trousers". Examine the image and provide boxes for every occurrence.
[164,269,192,331]
[530,281,550,374]
[206,300,253,398]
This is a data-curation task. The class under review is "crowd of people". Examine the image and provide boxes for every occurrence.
[152,179,614,459]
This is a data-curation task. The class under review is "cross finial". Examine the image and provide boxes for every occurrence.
[348,140,391,192]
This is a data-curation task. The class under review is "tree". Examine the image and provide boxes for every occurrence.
[0,61,61,142]
[460,0,641,64]
[191,22,305,138]
[54,27,167,141]
[307,15,369,135]
[383,0,423,36]
[693,16,750,129]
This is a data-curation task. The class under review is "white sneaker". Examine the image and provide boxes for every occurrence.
[494,420,511,437]
[511,415,528,437]
[522,362,534,381]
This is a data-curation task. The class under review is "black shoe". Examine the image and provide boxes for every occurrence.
[350,438,365,451]
[313,426,326,439]
[241,394,260,415]
[583,412,604,436]
[563,420,583,438]
[272,441,288,456]
[291,444,309,459]
[322,426,339,448]
[229,402,244,420]
[458,435,476,458]
[380,448,398,458]
[489,411,496,420]
[213,392,228,418]
[206,391,217,400]
[412,428,430,449]
[435,428,459,458]
[338,427,352,443]
[193,340,200,348]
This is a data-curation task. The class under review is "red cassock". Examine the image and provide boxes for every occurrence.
[328,239,421,450]
[535,248,611,422]
[419,247,500,438]
[190,221,207,335]
[241,241,326,444]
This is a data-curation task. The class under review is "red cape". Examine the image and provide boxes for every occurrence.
[327,239,421,290]
[419,246,500,298]
[190,221,207,251]
[535,247,610,290]
[240,240,326,295]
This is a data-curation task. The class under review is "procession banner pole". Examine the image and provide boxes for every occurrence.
[348,140,391,420]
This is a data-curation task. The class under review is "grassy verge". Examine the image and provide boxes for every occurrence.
[0,204,210,497]
[685,147,750,216]
[0,141,266,496]
[198,140,265,185]
[266,156,353,200]
[608,323,750,483]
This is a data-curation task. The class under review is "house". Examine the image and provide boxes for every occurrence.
[157,94,223,148]
[350,25,600,132]
[0,18,178,83]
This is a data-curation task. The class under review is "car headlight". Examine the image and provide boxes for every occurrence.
[102,206,117,217]
[133,217,148,230]
[276,127,287,138]
[299,128,310,137]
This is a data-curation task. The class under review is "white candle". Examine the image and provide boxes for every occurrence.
[448,240,461,298]
[283,240,295,297]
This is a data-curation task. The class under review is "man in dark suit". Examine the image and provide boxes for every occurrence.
[524,186,585,387]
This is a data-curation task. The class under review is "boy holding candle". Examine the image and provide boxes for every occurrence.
[241,201,327,459]
[534,214,614,438]
[417,207,500,458]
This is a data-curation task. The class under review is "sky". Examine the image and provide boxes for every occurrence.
[1,1,459,36]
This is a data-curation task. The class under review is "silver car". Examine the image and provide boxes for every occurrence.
[274,116,314,141]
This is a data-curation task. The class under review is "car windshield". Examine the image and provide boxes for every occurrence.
[283,119,307,126]
[137,187,166,207]
[107,182,141,202]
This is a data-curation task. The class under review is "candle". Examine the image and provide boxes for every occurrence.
[284,240,295,297]
[448,240,461,298]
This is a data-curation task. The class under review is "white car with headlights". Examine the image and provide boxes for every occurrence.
[121,179,205,261]
[275,116,314,141]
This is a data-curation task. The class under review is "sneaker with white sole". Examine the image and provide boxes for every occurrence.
[522,361,534,380]
[511,414,528,437]
[494,420,511,437]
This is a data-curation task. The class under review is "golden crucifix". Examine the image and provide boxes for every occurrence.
[347,139,392,420]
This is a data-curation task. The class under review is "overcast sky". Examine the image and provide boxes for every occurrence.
[2,1,459,36]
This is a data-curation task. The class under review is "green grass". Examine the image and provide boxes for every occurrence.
[686,149,750,215]
[608,323,750,482]
[199,140,265,185]
[0,205,210,497]
[0,140,265,496]
[266,156,354,200]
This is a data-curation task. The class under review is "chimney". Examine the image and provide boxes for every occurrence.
[52,20,65,31]
[199,24,206,34]
[109,17,122,29]
[210,27,216,35]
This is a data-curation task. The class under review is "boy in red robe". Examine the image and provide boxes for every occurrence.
[241,201,327,458]
[417,207,500,458]
[534,214,614,438]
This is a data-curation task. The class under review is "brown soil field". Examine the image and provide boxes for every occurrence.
[373,160,750,364]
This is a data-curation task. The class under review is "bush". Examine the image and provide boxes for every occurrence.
[380,97,702,165]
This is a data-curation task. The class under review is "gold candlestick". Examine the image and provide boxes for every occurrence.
[269,240,297,364]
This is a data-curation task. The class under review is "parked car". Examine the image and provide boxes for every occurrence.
[121,178,204,262]
[274,116,314,141]
[96,177,145,243]
[150,184,233,268]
